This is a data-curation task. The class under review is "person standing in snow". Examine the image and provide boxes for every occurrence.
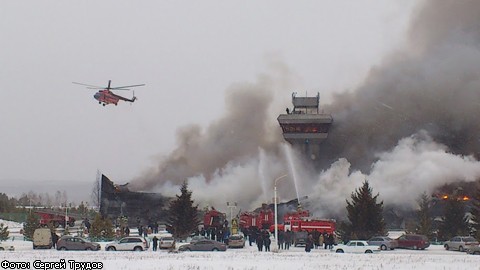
[327,233,334,249]
[256,233,264,251]
[305,234,314,252]
[152,236,158,251]
[323,232,329,249]
[264,232,271,252]
[278,230,285,250]
[284,230,292,250]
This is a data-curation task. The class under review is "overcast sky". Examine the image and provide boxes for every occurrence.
[0,0,416,203]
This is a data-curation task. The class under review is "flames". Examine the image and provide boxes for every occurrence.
[439,194,470,201]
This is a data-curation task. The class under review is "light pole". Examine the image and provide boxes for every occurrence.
[274,174,288,251]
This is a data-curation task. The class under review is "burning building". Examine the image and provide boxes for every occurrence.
[277,92,333,160]
[100,174,171,227]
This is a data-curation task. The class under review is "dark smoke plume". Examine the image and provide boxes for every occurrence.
[131,67,293,191]
[318,0,480,172]
[132,1,480,215]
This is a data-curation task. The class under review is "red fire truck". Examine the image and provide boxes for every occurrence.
[203,208,226,230]
[283,217,336,234]
[258,207,274,230]
[239,204,274,230]
[269,208,336,234]
[34,209,77,227]
[239,212,260,229]
[283,209,310,221]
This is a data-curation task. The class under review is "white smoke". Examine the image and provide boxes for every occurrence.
[155,147,289,212]
[308,131,480,217]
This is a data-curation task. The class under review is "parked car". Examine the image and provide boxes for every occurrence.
[56,236,100,251]
[105,237,149,251]
[178,239,227,252]
[159,236,175,249]
[331,240,380,254]
[228,234,245,248]
[293,231,308,247]
[444,236,479,252]
[33,228,52,249]
[396,234,430,250]
[0,242,15,251]
[467,245,480,255]
[190,235,208,243]
[368,236,398,250]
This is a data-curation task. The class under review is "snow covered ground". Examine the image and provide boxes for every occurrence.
[0,220,478,270]
[0,238,478,270]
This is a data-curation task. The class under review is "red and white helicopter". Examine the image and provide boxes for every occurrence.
[73,80,145,106]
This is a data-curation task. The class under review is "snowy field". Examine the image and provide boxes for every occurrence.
[1,220,478,270]
[0,239,479,270]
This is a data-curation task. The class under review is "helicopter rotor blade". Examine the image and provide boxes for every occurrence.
[73,81,145,91]
[111,84,145,89]
[72,82,105,88]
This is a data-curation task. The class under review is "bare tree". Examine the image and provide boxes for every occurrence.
[54,190,62,206]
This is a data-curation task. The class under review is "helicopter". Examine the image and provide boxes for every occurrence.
[73,80,145,106]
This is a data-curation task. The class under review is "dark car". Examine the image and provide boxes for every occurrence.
[368,236,398,250]
[444,236,479,252]
[396,234,430,250]
[178,239,227,252]
[56,236,100,251]
[293,231,308,247]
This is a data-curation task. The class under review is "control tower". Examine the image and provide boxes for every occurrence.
[277,92,333,160]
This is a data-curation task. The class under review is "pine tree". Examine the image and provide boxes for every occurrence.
[23,211,40,241]
[0,223,9,241]
[89,213,115,241]
[470,184,480,241]
[439,197,469,240]
[167,181,199,239]
[344,180,385,240]
[0,193,15,212]
[416,192,434,238]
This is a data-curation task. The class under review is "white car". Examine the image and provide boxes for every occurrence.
[105,237,149,251]
[159,236,175,249]
[444,236,479,252]
[0,242,14,251]
[331,240,380,253]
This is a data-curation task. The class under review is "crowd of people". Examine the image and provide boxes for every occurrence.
[198,225,231,244]
[305,231,336,252]
[241,227,336,253]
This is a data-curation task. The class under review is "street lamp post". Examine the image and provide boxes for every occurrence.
[274,174,288,251]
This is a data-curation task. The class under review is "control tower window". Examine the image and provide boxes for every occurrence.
[281,124,329,133]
